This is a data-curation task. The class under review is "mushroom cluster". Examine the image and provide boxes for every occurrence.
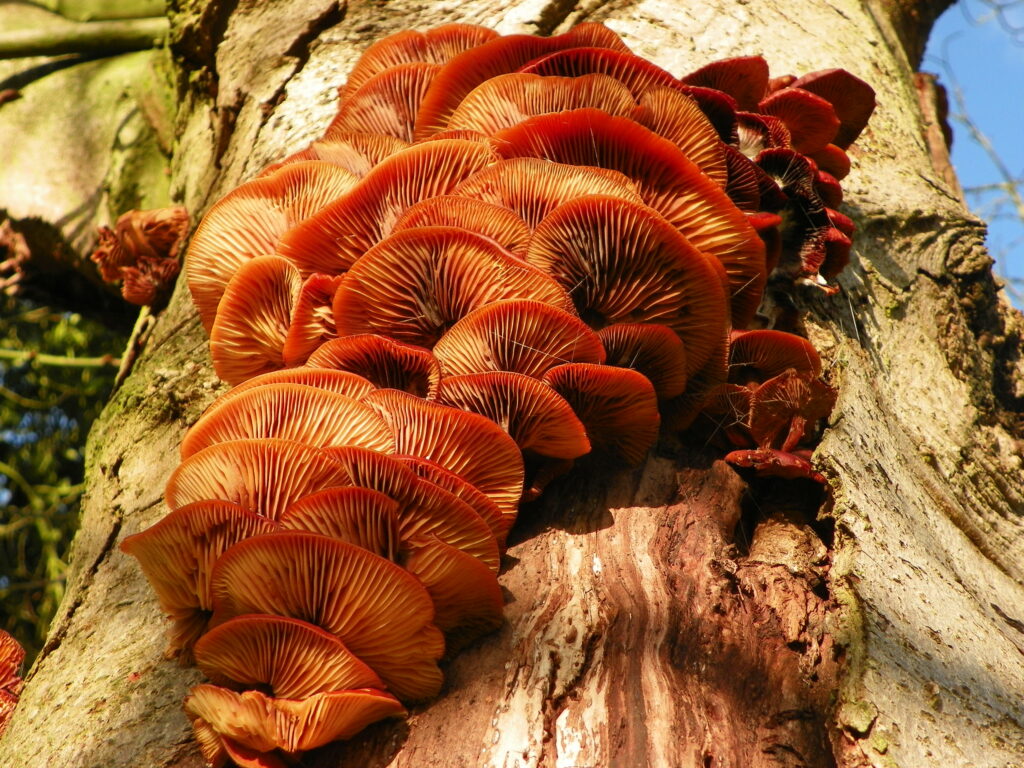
[122,22,873,766]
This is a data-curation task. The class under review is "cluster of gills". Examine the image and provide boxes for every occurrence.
[0,631,23,737]
[121,22,873,767]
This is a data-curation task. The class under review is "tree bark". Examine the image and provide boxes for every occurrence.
[2,0,1022,766]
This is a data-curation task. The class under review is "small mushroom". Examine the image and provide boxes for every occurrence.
[119,501,279,658]
[193,614,385,698]
[543,363,660,465]
[681,56,770,112]
[413,22,629,138]
[392,195,532,258]
[276,139,496,276]
[187,162,359,331]
[332,226,572,346]
[597,323,688,399]
[165,439,357,520]
[306,334,442,398]
[281,272,343,366]
[179,384,395,459]
[208,256,302,386]
[432,299,606,379]
[209,531,445,701]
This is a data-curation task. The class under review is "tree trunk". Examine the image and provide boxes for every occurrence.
[2,0,1022,766]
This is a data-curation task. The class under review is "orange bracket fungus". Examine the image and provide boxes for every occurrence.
[119,21,873,766]
[0,630,24,736]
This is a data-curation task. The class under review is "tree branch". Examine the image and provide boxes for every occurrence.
[0,17,167,60]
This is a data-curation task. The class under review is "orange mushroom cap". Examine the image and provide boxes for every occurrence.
[397,455,508,543]
[451,157,644,230]
[281,272,343,366]
[333,226,572,346]
[306,334,441,398]
[728,329,822,385]
[200,368,376,418]
[413,23,630,138]
[328,62,441,142]
[276,139,496,277]
[392,195,532,258]
[597,323,688,399]
[209,531,444,701]
[340,24,499,102]
[491,109,765,327]
[186,162,358,331]
[165,439,357,521]
[438,371,591,460]
[184,683,406,754]
[193,614,385,699]
[433,299,605,379]
[208,255,303,386]
[279,486,403,561]
[261,133,409,178]
[526,194,729,376]
[681,56,770,112]
[0,630,24,737]
[180,384,395,460]
[364,388,525,516]
[447,72,636,136]
[119,501,279,657]
[543,362,660,465]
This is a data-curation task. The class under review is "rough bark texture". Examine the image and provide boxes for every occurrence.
[2,0,1022,766]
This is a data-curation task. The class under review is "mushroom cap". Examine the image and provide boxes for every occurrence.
[542,362,660,465]
[332,226,572,346]
[306,334,441,398]
[184,683,406,754]
[282,480,500,572]
[364,388,525,516]
[397,455,509,543]
[340,24,499,101]
[447,72,636,136]
[262,133,409,178]
[119,501,279,656]
[328,62,441,142]
[187,162,359,331]
[629,86,728,186]
[392,195,532,258]
[279,486,403,561]
[0,632,23,696]
[314,445,420,502]
[451,157,644,230]
[281,272,343,366]
[433,299,605,379]
[724,447,826,484]
[748,370,837,451]
[757,87,840,155]
[180,384,395,460]
[276,139,496,277]
[728,329,822,384]
[209,531,444,701]
[526,194,729,376]
[200,368,376,418]
[404,538,504,639]
[413,22,629,138]
[597,323,688,399]
[681,56,769,112]
[516,46,678,98]
[438,371,591,460]
[789,69,876,149]
[491,109,765,327]
[165,439,357,521]
[193,614,385,698]
[209,255,302,386]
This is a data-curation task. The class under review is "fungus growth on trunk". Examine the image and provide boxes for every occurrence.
[118,21,873,767]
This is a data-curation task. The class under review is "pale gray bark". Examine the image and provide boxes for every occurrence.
[1,1,1021,766]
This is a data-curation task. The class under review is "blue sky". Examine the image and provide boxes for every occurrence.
[924,1,1024,306]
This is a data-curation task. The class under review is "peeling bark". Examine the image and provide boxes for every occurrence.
[1,1,1022,767]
